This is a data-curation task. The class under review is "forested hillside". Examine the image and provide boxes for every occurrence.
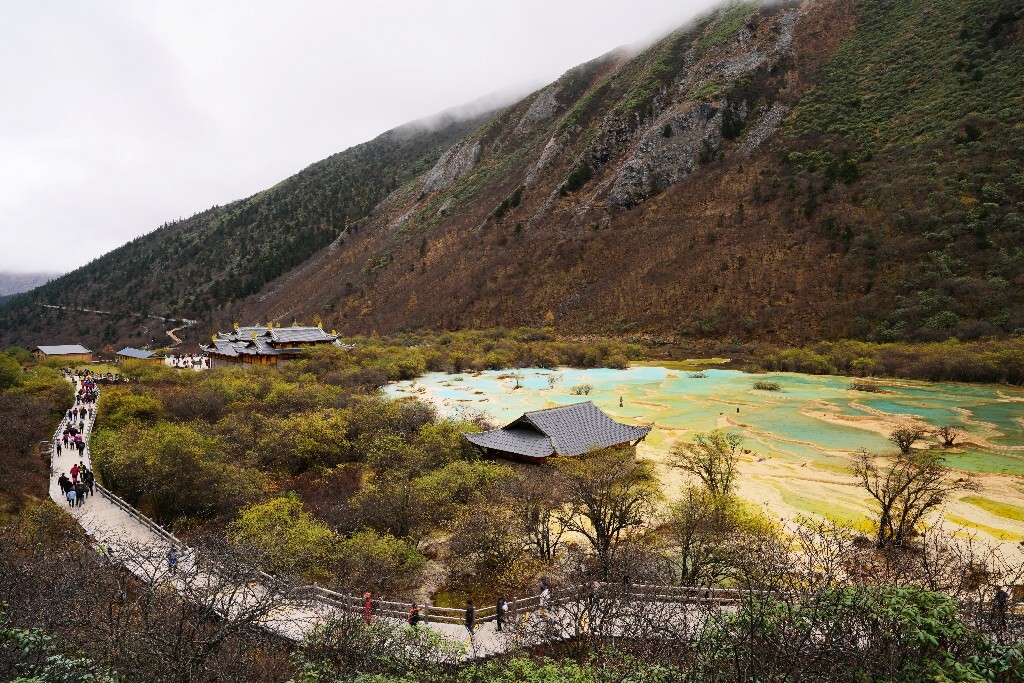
[3,0,1023,347]
[0,110,498,348]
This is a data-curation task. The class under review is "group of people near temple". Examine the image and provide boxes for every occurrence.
[167,353,209,369]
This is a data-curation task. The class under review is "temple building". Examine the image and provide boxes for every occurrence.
[200,324,340,367]
[463,401,652,462]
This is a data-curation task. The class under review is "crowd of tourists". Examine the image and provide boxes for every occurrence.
[54,371,100,508]
[57,463,95,508]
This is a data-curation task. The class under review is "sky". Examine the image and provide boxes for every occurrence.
[0,0,722,274]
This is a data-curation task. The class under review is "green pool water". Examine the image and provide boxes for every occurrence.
[386,366,1024,474]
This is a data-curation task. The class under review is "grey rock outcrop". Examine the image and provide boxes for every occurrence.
[421,139,481,194]
[607,101,724,208]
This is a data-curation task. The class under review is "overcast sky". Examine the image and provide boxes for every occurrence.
[1,0,722,274]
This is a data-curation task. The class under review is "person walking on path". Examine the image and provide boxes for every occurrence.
[58,473,71,495]
[66,487,77,508]
[993,585,1009,634]
[464,600,475,637]
[496,597,508,632]
[363,592,373,624]
[407,603,421,627]
[55,439,62,457]
[84,468,95,496]
[74,481,86,506]
[70,463,80,484]
[167,546,179,574]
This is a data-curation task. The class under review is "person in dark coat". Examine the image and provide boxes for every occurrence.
[994,585,1009,632]
[58,473,72,494]
[84,469,95,495]
[74,482,86,507]
[465,600,475,637]
[496,597,508,632]
[408,603,421,627]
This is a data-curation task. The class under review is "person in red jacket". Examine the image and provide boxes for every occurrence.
[363,592,373,624]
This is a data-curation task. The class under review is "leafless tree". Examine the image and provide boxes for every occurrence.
[935,424,962,448]
[667,487,754,587]
[505,468,568,562]
[852,449,976,548]
[0,518,295,683]
[889,424,926,455]
[553,448,662,579]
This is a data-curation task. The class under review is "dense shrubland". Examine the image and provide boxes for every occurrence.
[758,337,1024,384]
[0,349,73,519]
[2,343,1022,681]
[87,333,641,600]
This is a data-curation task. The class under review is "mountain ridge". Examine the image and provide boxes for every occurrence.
[2,0,1023,349]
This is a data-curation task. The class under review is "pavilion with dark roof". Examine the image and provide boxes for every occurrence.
[464,401,652,462]
[200,324,340,367]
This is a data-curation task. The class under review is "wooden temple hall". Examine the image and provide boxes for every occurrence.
[200,324,340,367]
[463,401,652,462]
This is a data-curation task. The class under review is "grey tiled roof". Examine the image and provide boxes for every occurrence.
[464,401,652,459]
[116,347,154,359]
[36,345,92,355]
[269,327,336,344]
[465,427,556,459]
[519,401,652,457]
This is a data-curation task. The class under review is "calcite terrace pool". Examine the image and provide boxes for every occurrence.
[385,365,1024,546]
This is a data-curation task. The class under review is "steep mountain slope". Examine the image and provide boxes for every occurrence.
[0,108,501,348]
[4,0,1023,348]
[229,0,1024,343]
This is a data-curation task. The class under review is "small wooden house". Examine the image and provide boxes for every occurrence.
[33,345,93,363]
[464,401,652,462]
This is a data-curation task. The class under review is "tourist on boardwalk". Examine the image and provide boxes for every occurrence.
[465,600,475,637]
[66,486,77,508]
[993,585,1009,633]
[96,541,111,562]
[71,463,80,484]
[167,546,179,574]
[55,439,61,457]
[496,597,508,632]
[407,603,421,627]
[363,592,373,624]
[74,481,86,506]
[84,468,95,495]
[58,473,71,495]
